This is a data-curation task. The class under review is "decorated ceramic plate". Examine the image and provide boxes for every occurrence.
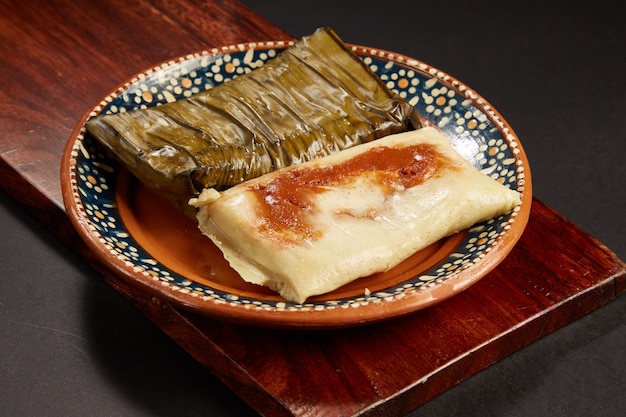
[61,40,531,329]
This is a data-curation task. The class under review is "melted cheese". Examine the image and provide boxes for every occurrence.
[190,127,521,303]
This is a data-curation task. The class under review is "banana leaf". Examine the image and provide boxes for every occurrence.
[86,27,420,215]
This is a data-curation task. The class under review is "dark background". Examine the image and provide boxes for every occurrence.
[1,1,624,416]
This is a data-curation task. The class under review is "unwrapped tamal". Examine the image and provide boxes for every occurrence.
[190,127,521,303]
[86,27,420,215]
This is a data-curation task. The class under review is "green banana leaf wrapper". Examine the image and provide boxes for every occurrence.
[86,27,421,217]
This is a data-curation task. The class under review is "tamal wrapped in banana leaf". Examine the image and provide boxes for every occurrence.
[86,27,421,215]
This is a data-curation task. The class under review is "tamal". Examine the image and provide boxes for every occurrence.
[86,27,420,215]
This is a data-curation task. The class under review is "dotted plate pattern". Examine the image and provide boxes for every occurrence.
[65,42,528,318]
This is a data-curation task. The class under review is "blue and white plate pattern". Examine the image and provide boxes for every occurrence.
[63,41,531,328]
